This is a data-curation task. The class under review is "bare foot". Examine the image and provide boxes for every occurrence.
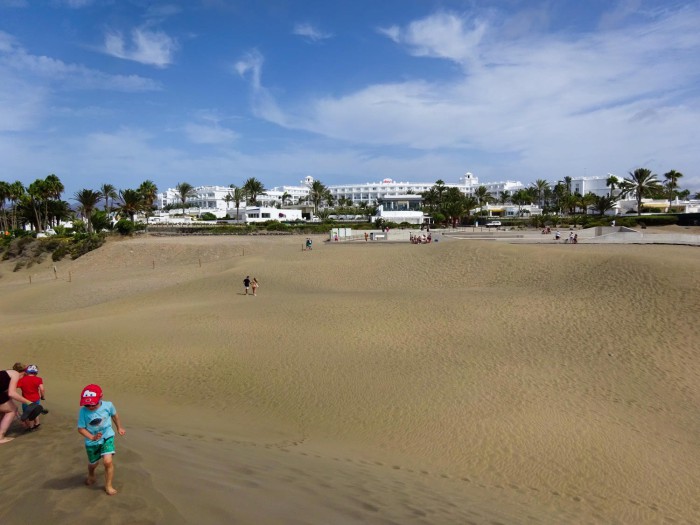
[105,487,118,496]
[0,436,15,444]
[85,475,96,486]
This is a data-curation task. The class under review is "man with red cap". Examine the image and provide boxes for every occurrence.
[77,384,126,495]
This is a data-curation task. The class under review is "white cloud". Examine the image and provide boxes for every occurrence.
[0,31,161,91]
[292,22,332,42]
[379,11,488,67]
[236,7,700,187]
[234,49,286,125]
[103,28,178,68]
[184,122,238,144]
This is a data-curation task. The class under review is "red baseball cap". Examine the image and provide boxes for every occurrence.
[80,384,103,406]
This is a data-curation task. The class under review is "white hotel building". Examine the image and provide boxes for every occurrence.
[157,173,528,213]
[327,173,525,203]
[156,173,631,219]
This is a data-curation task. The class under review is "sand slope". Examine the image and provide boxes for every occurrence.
[1,234,699,524]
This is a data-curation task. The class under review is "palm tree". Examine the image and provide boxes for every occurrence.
[281,191,292,206]
[223,193,234,211]
[531,179,550,208]
[44,174,64,228]
[498,190,511,205]
[564,176,572,195]
[73,189,102,233]
[324,189,334,208]
[420,187,440,212]
[242,177,266,205]
[99,183,118,212]
[511,189,531,216]
[308,180,328,215]
[474,186,494,217]
[46,199,72,229]
[175,182,196,216]
[228,185,245,220]
[440,187,478,227]
[118,189,143,222]
[7,181,25,230]
[606,175,619,197]
[663,170,683,210]
[576,192,597,215]
[620,168,662,216]
[433,180,447,203]
[593,195,617,216]
[0,181,9,232]
[27,179,48,231]
[138,180,158,226]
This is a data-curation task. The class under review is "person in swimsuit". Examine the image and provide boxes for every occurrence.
[1,363,34,444]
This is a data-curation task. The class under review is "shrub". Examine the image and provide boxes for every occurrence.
[69,234,105,259]
[115,219,135,236]
[264,221,289,231]
[91,211,113,232]
[52,243,70,261]
[200,212,217,221]
[72,219,87,234]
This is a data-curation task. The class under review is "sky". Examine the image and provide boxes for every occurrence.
[1,0,699,199]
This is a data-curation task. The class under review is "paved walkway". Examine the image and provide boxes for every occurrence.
[336,227,700,246]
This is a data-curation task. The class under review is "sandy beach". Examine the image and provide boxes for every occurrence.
[1,231,699,524]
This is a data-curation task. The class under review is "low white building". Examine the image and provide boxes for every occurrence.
[373,195,426,224]
[244,207,303,223]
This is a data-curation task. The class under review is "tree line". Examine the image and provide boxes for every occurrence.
[1,169,696,234]
[0,175,158,234]
[418,168,695,226]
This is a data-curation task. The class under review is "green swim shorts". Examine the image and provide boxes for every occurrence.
[85,437,115,464]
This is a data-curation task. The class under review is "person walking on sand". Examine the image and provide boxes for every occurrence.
[251,277,259,296]
[1,363,34,444]
[243,275,251,295]
[77,384,126,496]
[17,364,45,431]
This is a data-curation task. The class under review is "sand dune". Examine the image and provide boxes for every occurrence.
[1,233,699,524]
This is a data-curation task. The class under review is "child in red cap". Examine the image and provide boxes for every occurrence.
[77,384,126,495]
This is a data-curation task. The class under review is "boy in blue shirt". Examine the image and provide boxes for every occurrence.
[77,384,126,495]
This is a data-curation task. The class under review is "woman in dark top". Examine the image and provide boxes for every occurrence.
[1,363,32,444]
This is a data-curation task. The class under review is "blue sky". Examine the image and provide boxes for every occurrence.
[1,0,699,198]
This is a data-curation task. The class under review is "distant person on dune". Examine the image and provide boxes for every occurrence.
[243,275,251,295]
[251,277,259,296]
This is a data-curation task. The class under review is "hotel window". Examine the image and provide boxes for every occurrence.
[262,213,270,218]
[249,213,259,218]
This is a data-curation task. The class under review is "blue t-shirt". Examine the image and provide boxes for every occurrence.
[77,401,116,446]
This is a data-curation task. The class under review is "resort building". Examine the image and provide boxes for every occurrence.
[155,173,700,221]
[327,173,524,204]
[158,185,233,218]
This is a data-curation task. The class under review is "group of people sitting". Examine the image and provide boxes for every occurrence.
[553,230,578,243]
[410,232,432,244]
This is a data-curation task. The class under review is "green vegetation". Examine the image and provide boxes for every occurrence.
[1,232,105,271]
